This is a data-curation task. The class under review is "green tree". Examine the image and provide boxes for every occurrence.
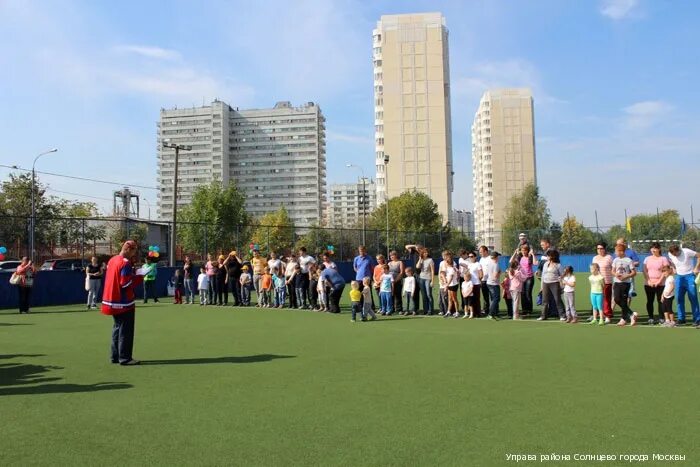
[110,220,148,251]
[0,173,58,253]
[500,183,551,252]
[367,190,443,251]
[47,201,106,255]
[178,182,248,255]
[442,228,477,255]
[558,216,596,254]
[248,207,295,257]
[294,223,334,256]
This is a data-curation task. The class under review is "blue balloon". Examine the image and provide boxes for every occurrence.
[0,247,6,254]
[154,246,160,252]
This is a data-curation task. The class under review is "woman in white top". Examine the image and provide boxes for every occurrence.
[439,251,460,317]
[538,249,565,321]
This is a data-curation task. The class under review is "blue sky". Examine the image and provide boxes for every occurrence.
[1,0,699,228]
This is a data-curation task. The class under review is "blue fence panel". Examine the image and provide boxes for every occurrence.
[0,267,177,310]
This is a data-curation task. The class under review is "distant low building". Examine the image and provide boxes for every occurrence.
[328,179,377,228]
[450,209,474,237]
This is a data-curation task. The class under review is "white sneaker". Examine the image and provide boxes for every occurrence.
[605,318,611,324]
[617,319,627,327]
[438,312,445,316]
[453,312,459,318]
[559,317,567,322]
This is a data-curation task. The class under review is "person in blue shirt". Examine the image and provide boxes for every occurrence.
[353,245,376,310]
[320,264,346,313]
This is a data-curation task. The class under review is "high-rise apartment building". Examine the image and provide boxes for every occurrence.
[372,12,453,222]
[328,179,377,228]
[158,100,326,226]
[471,89,536,251]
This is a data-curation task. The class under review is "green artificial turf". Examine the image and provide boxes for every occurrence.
[1,275,699,466]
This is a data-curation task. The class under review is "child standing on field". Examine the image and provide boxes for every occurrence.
[273,269,286,308]
[379,264,394,315]
[501,274,513,318]
[402,267,417,315]
[260,267,272,308]
[562,266,578,323]
[438,272,448,316]
[661,266,676,326]
[361,277,377,320]
[461,270,474,319]
[239,266,252,306]
[172,269,184,304]
[589,263,605,325]
[349,281,363,322]
[317,270,327,311]
[197,267,209,306]
[507,260,524,320]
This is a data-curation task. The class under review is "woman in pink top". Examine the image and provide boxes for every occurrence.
[511,244,535,315]
[643,242,670,325]
[592,242,614,321]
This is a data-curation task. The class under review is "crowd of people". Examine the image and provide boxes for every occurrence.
[9,237,698,366]
[148,236,700,328]
[9,236,700,329]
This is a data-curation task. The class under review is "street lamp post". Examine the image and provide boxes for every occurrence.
[141,198,152,220]
[346,164,367,246]
[162,141,192,266]
[383,154,390,257]
[30,148,58,262]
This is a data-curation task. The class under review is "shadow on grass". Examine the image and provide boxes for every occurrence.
[141,354,296,365]
[0,322,35,326]
[0,354,45,360]
[27,309,94,315]
[1,362,65,386]
[0,382,132,396]
[0,358,132,396]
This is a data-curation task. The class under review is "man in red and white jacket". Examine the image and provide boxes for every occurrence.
[102,240,143,365]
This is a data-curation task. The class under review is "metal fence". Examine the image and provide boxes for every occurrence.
[0,215,475,264]
[1,214,697,266]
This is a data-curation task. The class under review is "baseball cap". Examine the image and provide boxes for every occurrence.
[490,251,501,258]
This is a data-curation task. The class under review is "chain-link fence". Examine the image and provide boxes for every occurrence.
[1,214,698,266]
[0,215,476,264]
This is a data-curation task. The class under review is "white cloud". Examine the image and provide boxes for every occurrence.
[113,45,182,61]
[452,59,565,107]
[32,43,256,106]
[622,100,673,130]
[600,0,639,20]
[219,0,369,100]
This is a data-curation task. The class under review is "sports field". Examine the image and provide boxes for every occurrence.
[1,276,698,466]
